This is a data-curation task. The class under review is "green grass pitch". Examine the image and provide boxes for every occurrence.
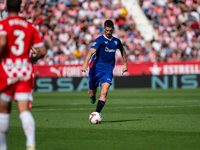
[8,88,200,150]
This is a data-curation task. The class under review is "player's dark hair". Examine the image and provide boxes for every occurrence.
[7,0,22,13]
[104,20,114,28]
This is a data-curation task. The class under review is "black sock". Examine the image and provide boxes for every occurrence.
[96,100,105,113]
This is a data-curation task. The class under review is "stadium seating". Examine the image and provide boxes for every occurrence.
[0,0,199,64]
[141,0,200,62]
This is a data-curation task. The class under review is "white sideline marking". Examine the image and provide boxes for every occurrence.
[12,105,200,112]
[32,100,200,106]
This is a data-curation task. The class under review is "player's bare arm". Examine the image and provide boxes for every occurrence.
[0,35,7,55]
[120,47,128,74]
[31,46,38,54]
[30,46,47,63]
[81,48,96,72]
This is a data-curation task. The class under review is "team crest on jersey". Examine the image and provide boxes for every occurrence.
[92,42,97,46]
[105,41,108,44]
[114,41,117,45]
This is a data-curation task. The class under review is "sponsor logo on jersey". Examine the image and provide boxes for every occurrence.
[105,47,116,52]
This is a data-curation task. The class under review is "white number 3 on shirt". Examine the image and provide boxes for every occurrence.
[11,30,25,56]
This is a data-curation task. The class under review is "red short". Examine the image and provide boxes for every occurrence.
[0,61,33,102]
[0,78,32,102]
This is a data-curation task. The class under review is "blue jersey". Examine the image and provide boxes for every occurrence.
[89,35,123,71]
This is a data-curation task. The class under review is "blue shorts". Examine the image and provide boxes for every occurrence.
[89,70,113,90]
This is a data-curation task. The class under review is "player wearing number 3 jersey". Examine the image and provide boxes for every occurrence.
[0,0,47,150]
[0,19,43,90]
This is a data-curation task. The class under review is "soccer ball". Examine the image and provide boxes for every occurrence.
[89,112,102,124]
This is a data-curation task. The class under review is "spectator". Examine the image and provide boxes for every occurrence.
[142,0,200,62]
[0,0,199,64]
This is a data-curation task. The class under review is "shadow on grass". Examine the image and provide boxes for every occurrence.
[102,119,143,123]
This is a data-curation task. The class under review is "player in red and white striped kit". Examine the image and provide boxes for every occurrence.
[0,0,46,150]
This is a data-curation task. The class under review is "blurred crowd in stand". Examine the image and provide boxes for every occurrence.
[141,0,200,62]
[0,0,200,65]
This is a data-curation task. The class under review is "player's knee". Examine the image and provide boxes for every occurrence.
[17,101,30,114]
[0,105,11,113]
[0,99,11,113]
[101,91,108,98]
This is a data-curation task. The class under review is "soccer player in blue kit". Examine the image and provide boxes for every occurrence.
[81,20,128,113]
